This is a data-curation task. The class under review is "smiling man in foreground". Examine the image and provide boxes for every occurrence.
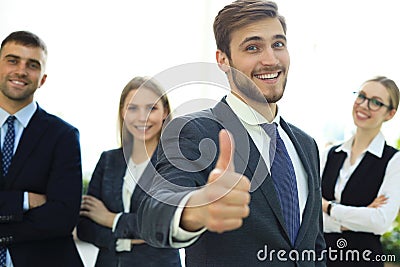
[137,1,326,266]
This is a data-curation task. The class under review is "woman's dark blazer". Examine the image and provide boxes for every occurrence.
[77,148,181,267]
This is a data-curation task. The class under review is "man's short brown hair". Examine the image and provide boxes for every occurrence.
[213,0,286,59]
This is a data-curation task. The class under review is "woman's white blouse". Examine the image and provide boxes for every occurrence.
[321,132,400,235]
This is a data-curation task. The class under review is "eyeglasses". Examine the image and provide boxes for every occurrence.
[353,92,392,111]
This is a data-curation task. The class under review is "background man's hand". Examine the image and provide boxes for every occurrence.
[28,192,46,209]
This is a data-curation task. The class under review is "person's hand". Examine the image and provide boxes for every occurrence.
[340,226,349,231]
[338,195,387,232]
[115,239,145,252]
[80,195,116,228]
[131,239,145,245]
[181,129,251,233]
[321,197,329,213]
[28,192,46,209]
[367,195,388,208]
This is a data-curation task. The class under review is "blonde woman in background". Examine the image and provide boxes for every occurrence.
[77,76,181,267]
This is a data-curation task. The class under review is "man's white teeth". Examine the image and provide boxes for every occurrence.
[256,73,279,79]
[12,80,25,85]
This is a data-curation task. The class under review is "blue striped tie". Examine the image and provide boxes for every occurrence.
[1,116,16,266]
[261,122,300,245]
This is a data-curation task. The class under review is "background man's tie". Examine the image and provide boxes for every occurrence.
[261,122,300,245]
[2,116,16,176]
[1,116,16,266]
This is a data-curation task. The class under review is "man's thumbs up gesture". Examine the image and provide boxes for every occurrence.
[181,130,251,233]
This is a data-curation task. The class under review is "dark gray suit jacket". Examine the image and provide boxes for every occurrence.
[138,99,326,266]
[77,148,181,267]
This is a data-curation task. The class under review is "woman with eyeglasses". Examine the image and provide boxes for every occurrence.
[320,76,400,266]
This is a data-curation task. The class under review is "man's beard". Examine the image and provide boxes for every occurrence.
[229,60,287,104]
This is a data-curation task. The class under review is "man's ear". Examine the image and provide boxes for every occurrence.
[216,50,230,73]
[39,74,47,88]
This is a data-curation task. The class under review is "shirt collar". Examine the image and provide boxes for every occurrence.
[335,131,386,158]
[226,93,280,126]
[0,102,37,128]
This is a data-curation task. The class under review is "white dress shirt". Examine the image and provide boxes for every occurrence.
[321,132,400,235]
[112,158,149,252]
[122,158,149,212]
[169,93,309,247]
[0,102,37,267]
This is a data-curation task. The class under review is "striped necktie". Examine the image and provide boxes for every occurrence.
[260,122,300,245]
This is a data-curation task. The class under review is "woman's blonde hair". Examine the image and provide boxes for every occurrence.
[118,76,171,158]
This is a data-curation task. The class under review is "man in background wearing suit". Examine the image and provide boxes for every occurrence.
[0,31,83,266]
[138,1,326,266]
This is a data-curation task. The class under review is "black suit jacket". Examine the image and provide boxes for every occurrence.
[77,148,181,267]
[0,105,83,267]
[138,99,326,266]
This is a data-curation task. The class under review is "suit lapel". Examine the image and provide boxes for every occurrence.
[212,99,287,237]
[212,100,254,176]
[112,149,128,211]
[4,107,49,188]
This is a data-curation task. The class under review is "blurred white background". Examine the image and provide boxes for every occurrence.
[1,0,400,175]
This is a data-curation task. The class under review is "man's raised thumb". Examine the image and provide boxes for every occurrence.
[215,129,235,172]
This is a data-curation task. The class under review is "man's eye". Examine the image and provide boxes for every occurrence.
[273,41,285,48]
[246,45,258,51]
[7,59,17,64]
[29,63,40,69]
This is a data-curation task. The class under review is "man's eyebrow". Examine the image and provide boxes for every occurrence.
[4,53,21,59]
[274,34,287,42]
[239,36,264,47]
[5,53,41,67]
[239,34,287,48]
